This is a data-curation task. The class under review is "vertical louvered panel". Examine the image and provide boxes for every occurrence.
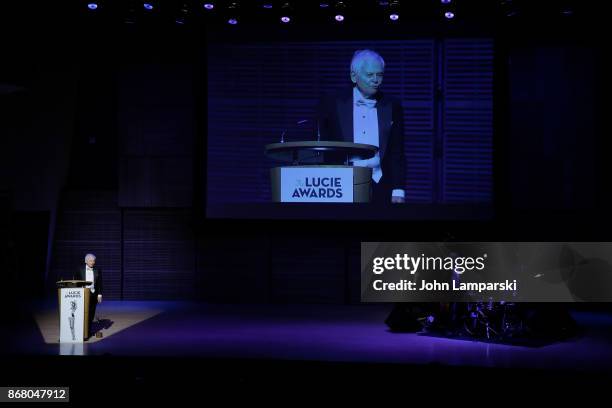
[50,191,121,299]
[122,209,195,300]
[270,237,346,304]
[442,39,494,203]
[117,64,194,208]
[393,41,436,202]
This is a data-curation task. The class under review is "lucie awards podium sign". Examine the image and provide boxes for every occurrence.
[280,167,353,202]
[265,141,377,203]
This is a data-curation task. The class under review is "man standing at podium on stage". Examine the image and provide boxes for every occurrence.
[316,49,406,204]
[77,253,103,338]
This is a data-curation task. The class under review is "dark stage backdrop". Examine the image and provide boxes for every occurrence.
[5,6,603,303]
[206,38,493,212]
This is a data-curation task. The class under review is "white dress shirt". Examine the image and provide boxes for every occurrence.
[85,266,95,294]
[351,87,405,199]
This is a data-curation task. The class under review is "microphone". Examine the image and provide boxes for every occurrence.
[279,118,321,143]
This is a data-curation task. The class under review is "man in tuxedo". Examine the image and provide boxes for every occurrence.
[77,253,103,338]
[316,49,406,204]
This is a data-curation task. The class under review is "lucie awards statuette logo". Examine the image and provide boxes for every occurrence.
[69,301,77,341]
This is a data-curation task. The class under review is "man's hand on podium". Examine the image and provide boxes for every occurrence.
[98,294,102,303]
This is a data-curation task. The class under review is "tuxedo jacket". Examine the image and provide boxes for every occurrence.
[76,266,103,296]
[316,87,406,190]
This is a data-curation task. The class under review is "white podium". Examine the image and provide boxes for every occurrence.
[57,281,91,343]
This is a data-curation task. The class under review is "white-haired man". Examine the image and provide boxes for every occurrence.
[77,253,103,338]
[316,49,406,203]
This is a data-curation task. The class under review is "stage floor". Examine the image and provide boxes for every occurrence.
[8,301,612,373]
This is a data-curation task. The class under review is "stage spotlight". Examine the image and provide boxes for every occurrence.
[320,3,329,7]
[441,0,455,20]
[388,0,400,21]
[334,1,346,22]
[175,2,189,24]
[226,1,240,24]
[556,0,574,15]
[203,3,215,10]
[499,0,519,17]
[87,3,98,10]
[143,3,153,10]
[262,3,273,8]
[280,2,293,23]
[123,1,140,24]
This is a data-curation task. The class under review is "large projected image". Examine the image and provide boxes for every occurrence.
[206,38,494,219]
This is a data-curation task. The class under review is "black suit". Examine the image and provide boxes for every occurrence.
[316,87,406,202]
[76,266,103,337]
